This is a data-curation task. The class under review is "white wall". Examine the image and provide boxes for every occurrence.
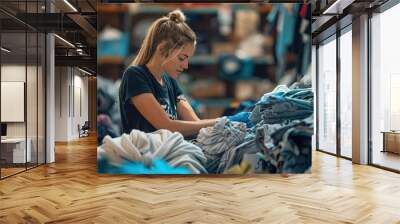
[54,66,89,141]
[1,64,46,164]
[1,65,26,141]
[55,66,68,141]
[1,65,32,137]
[75,70,89,139]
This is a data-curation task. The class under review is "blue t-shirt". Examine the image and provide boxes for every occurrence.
[119,65,183,134]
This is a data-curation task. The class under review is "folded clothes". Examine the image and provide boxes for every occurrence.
[98,129,207,174]
[250,85,290,124]
[251,87,313,125]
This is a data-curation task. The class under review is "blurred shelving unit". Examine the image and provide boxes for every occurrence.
[98,56,124,65]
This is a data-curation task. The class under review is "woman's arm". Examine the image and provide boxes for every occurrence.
[131,93,215,136]
[176,97,200,121]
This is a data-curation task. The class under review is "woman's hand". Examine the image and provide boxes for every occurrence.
[131,94,215,136]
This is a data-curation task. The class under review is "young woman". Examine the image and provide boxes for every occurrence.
[119,9,216,137]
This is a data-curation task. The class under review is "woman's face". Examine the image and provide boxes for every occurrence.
[162,43,195,79]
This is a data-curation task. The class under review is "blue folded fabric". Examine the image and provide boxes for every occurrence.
[227,112,254,128]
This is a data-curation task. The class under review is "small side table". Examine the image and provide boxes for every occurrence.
[381,131,400,154]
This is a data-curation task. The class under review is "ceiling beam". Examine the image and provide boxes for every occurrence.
[67,13,97,39]
[322,0,356,15]
[55,55,96,72]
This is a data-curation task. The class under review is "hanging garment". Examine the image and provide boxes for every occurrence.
[98,129,207,174]
[267,4,300,79]
[194,117,248,173]
[298,4,312,77]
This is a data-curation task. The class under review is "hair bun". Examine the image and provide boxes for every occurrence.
[168,9,185,23]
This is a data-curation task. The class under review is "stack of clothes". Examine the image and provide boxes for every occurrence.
[194,85,313,174]
[250,85,313,173]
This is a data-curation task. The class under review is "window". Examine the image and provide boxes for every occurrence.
[317,36,337,154]
[339,28,352,158]
[371,2,400,171]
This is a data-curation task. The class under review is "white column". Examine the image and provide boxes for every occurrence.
[45,0,55,163]
[352,14,369,164]
[46,33,55,163]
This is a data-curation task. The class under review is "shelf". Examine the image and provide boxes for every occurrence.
[133,4,269,15]
[123,54,270,66]
[98,5,129,13]
[98,56,124,65]
[189,55,270,66]
[135,4,219,14]
[189,55,218,65]
[195,98,233,107]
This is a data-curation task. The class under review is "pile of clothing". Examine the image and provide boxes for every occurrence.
[194,85,313,174]
[98,129,207,174]
[192,117,249,173]
[256,117,313,173]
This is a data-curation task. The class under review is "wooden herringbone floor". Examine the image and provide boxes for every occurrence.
[1,135,400,224]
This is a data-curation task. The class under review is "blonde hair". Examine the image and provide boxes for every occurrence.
[132,9,196,66]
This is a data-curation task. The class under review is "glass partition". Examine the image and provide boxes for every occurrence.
[317,36,337,155]
[1,31,28,177]
[0,0,46,179]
